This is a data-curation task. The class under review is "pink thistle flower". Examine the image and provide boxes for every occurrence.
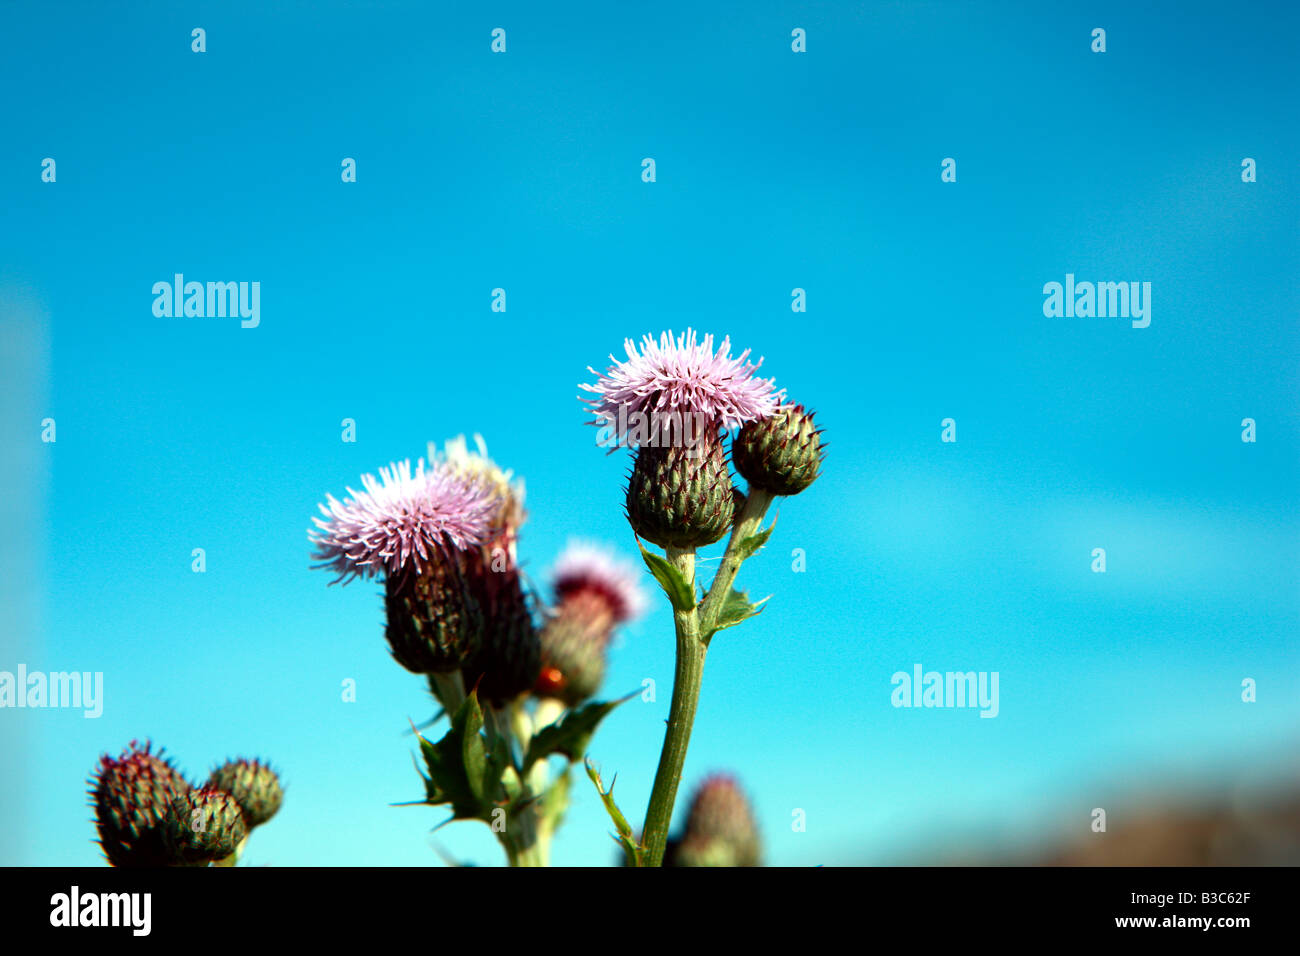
[551,541,648,624]
[580,329,784,445]
[309,459,493,585]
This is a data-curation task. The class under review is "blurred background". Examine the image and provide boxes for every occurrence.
[1,0,1297,866]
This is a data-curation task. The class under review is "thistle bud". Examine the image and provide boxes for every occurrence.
[384,560,484,675]
[161,786,249,866]
[534,543,646,706]
[666,773,761,867]
[535,592,612,705]
[458,535,541,703]
[669,833,742,867]
[626,432,734,549]
[207,759,283,828]
[88,741,191,867]
[423,436,541,704]
[731,404,823,496]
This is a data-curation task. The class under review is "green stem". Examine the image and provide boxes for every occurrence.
[641,546,702,867]
[505,835,547,867]
[640,491,776,866]
[428,671,466,714]
[699,488,774,636]
[498,701,555,867]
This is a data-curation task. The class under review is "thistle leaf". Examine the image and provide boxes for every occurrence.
[703,587,769,641]
[585,758,642,867]
[522,692,635,772]
[415,690,502,821]
[638,542,696,612]
[736,513,777,562]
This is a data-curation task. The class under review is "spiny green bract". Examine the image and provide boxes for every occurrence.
[161,787,248,866]
[626,435,734,549]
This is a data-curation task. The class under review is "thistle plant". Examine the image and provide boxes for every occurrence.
[88,742,282,867]
[303,330,821,866]
[582,329,823,865]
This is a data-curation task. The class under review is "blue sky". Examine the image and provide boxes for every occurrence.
[1,0,1297,866]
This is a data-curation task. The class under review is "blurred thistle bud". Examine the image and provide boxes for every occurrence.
[626,431,735,549]
[161,786,249,867]
[433,436,542,704]
[385,561,484,675]
[731,404,824,496]
[88,740,192,867]
[666,773,761,867]
[459,546,541,703]
[534,543,647,705]
[207,758,283,828]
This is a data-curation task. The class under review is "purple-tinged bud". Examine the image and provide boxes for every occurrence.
[666,773,761,867]
[429,437,541,704]
[88,740,192,868]
[384,560,484,675]
[731,404,823,496]
[459,534,541,704]
[535,591,614,706]
[535,543,647,705]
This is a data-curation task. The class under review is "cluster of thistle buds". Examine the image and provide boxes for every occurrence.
[303,328,822,866]
[310,436,648,865]
[88,741,282,867]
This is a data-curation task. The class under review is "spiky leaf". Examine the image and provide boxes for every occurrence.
[522,693,634,771]
[736,514,777,562]
[585,759,641,867]
[416,690,503,820]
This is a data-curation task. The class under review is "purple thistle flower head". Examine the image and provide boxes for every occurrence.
[580,329,784,446]
[551,541,648,624]
[309,459,493,585]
